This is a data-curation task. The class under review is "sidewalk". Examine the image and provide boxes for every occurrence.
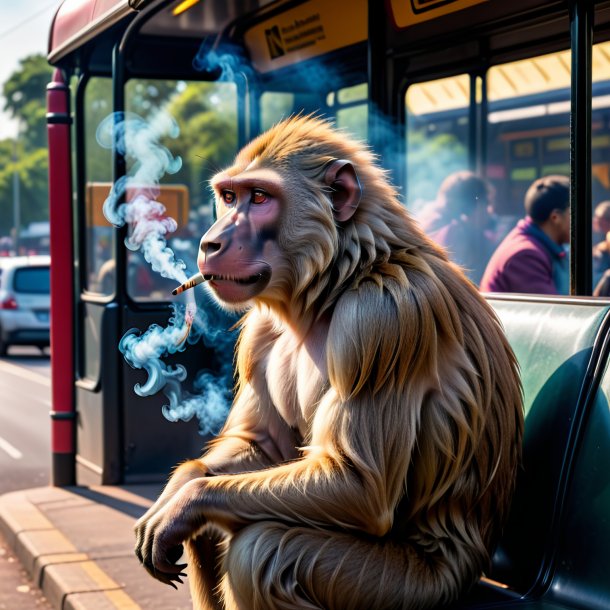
[0,485,193,610]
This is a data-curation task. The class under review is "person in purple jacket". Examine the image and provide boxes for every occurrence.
[480,175,570,295]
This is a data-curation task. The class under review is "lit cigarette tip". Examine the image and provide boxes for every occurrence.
[172,273,205,296]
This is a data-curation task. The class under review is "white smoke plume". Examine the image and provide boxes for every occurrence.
[96,111,187,283]
[98,110,234,435]
[120,307,191,398]
[162,363,233,437]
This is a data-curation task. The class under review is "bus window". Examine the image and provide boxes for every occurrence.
[591,41,610,296]
[406,75,471,214]
[405,75,496,285]
[487,51,571,224]
[335,83,368,141]
[84,78,114,296]
[260,92,295,131]
[261,84,367,140]
[123,79,238,301]
[485,51,571,296]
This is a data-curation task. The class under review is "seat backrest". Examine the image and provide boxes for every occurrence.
[542,335,610,609]
[487,298,610,596]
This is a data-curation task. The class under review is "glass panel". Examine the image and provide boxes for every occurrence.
[261,84,368,139]
[336,83,368,141]
[406,74,471,211]
[336,104,368,141]
[337,83,367,104]
[260,92,295,131]
[83,304,102,381]
[407,74,496,285]
[123,79,239,301]
[484,51,571,296]
[13,267,50,294]
[592,41,610,296]
[84,78,115,296]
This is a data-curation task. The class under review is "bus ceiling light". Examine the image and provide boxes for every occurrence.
[547,101,571,115]
[172,0,201,16]
[487,95,610,125]
[592,94,610,110]
[488,105,546,124]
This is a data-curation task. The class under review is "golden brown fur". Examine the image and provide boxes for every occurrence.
[134,116,523,610]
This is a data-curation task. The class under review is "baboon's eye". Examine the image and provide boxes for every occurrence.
[221,190,236,205]
[252,189,268,205]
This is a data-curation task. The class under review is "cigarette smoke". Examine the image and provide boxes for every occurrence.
[98,109,235,436]
[96,111,187,283]
[161,337,233,437]
[120,302,234,436]
[193,38,244,81]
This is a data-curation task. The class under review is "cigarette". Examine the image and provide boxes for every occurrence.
[172,273,206,296]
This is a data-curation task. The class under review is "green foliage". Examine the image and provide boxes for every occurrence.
[165,82,237,215]
[336,104,368,142]
[3,55,53,119]
[84,78,114,184]
[260,92,295,131]
[0,54,52,236]
[128,80,179,114]
[0,55,240,240]
[0,139,17,233]
[0,147,49,234]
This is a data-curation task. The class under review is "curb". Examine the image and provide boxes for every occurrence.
[0,488,141,610]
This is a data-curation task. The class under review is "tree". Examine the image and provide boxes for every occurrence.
[3,54,53,149]
[81,77,238,242]
[0,54,53,237]
[83,78,181,185]
[165,81,237,217]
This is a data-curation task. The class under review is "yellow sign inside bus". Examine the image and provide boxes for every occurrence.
[390,0,488,29]
[244,0,366,73]
[86,182,189,228]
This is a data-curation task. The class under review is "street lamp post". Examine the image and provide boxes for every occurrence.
[12,136,20,256]
[10,91,24,257]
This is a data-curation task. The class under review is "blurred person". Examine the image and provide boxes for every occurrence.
[592,201,610,290]
[97,256,155,296]
[420,171,498,284]
[480,175,570,295]
[0,236,12,256]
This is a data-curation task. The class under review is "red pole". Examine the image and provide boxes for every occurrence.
[47,68,75,486]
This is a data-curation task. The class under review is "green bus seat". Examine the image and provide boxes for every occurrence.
[456,298,610,609]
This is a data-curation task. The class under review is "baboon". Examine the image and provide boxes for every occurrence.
[135,115,523,610]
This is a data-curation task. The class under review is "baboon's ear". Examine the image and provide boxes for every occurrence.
[324,160,362,222]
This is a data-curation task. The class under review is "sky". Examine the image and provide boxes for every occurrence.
[0,0,61,139]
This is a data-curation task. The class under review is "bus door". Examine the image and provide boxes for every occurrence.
[70,10,245,484]
[74,65,241,485]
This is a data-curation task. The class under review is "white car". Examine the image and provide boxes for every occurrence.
[0,256,51,356]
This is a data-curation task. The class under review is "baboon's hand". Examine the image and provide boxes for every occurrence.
[134,497,200,588]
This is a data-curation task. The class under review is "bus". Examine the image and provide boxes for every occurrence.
[46,1,610,607]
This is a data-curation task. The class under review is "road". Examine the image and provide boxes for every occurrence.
[0,346,51,495]
[0,346,53,609]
